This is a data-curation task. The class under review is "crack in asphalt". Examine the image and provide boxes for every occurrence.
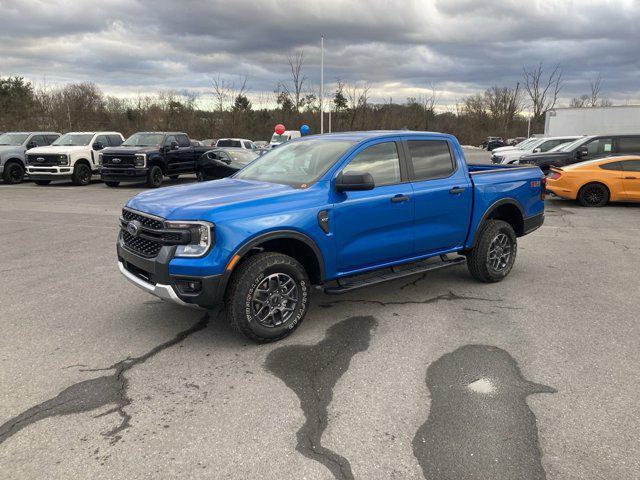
[413,345,556,480]
[319,291,500,308]
[265,316,377,480]
[0,313,209,447]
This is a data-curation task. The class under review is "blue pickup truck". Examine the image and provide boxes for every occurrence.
[117,131,545,342]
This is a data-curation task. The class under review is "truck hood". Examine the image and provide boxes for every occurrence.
[27,145,87,155]
[126,178,298,220]
[520,151,571,161]
[102,146,158,155]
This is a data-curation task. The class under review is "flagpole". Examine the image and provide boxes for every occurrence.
[320,35,324,134]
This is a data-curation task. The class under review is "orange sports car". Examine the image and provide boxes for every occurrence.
[546,156,640,207]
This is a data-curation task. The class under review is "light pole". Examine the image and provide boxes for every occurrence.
[320,35,324,134]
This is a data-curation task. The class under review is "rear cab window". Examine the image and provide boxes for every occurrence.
[617,136,640,154]
[406,140,455,181]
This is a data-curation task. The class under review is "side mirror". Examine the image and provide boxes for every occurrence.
[532,147,541,153]
[171,141,179,150]
[26,141,37,149]
[576,146,588,159]
[93,141,104,150]
[335,172,375,192]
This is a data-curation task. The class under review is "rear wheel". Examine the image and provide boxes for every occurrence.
[105,181,120,187]
[225,252,310,343]
[577,182,609,207]
[3,162,25,184]
[467,220,517,283]
[72,162,92,186]
[34,180,51,186]
[146,165,163,188]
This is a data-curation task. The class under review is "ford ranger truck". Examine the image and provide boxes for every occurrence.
[101,132,210,188]
[26,132,124,186]
[117,131,545,342]
[0,132,60,184]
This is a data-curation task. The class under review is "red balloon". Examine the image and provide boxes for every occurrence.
[275,124,286,135]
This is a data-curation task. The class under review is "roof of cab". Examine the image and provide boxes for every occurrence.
[302,130,454,142]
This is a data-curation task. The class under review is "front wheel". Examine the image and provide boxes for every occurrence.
[466,220,517,283]
[146,165,163,188]
[72,163,92,186]
[2,162,25,184]
[225,252,310,343]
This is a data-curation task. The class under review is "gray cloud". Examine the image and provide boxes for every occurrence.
[1,0,638,106]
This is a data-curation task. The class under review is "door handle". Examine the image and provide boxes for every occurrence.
[449,187,466,194]
[624,176,637,179]
[391,194,410,203]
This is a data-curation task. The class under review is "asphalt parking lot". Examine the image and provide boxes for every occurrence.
[1,153,639,479]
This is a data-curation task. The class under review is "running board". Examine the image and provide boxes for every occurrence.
[323,255,466,295]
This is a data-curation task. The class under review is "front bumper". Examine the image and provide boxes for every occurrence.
[117,235,225,308]
[26,166,74,179]
[102,167,148,182]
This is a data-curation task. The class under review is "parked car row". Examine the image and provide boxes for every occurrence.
[0,130,271,188]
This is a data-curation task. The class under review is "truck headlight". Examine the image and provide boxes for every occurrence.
[59,154,69,165]
[98,153,103,165]
[134,154,146,168]
[165,221,213,257]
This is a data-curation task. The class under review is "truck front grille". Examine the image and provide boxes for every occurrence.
[103,154,136,166]
[27,154,62,166]
[121,208,164,257]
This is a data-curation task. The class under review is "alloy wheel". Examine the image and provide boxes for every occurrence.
[251,273,299,327]
[487,233,512,273]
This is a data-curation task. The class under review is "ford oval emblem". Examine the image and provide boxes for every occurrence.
[112,158,121,164]
[126,220,141,237]
[36,157,45,162]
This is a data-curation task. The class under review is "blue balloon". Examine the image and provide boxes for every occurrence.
[300,124,310,135]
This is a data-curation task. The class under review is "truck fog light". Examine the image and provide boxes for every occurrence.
[175,279,202,294]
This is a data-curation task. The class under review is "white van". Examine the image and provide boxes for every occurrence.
[269,130,301,147]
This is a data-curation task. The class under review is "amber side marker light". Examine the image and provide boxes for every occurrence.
[226,254,241,271]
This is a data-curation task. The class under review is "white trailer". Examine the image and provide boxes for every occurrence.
[545,105,640,136]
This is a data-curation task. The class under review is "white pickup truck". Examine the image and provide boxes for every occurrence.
[491,136,578,165]
[26,132,124,186]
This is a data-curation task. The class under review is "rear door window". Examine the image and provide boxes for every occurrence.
[45,135,59,145]
[94,135,109,148]
[31,135,47,146]
[243,141,252,149]
[407,140,455,181]
[617,137,640,154]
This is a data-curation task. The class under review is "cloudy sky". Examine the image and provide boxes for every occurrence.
[1,0,639,108]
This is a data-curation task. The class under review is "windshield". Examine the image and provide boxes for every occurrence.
[0,133,29,145]
[52,133,94,146]
[235,139,356,186]
[270,133,290,144]
[217,139,242,148]
[227,150,256,162]
[516,138,538,150]
[554,137,588,152]
[122,133,164,147]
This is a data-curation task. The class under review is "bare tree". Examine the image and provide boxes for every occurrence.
[345,82,370,129]
[484,84,522,137]
[278,50,307,114]
[571,74,612,108]
[522,62,563,123]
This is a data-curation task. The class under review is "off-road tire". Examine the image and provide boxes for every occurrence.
[72,162,92,186]
[577,182,609,207]
[225,252,310,343]
[105,181,120,187]
[34,180,51,186]
[146,165,163,188]
[3,161,25,184]
[467,219,517,283]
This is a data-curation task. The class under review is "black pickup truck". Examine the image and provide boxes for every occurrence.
[100,132,209,188]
